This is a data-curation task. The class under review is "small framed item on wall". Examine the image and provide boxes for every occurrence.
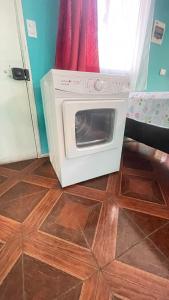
[152,20,165,45]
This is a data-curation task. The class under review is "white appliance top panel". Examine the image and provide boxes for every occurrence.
[53,90,129,100]
[50,69,130,96]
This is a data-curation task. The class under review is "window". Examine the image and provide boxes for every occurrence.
[98,0,155,91]
[98,0,141,73]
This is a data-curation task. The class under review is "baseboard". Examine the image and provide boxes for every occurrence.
[38,153,49,158]
[0,154,37,165]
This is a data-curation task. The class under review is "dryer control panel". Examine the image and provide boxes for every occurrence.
[52,69,130,96]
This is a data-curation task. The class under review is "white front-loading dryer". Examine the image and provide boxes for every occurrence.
[41,69,129,187]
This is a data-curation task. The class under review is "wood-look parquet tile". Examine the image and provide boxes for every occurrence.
[103,260,169,300]
[57,284,83,300]
[0,176,7,186]
[0,256,23,300]
[121,174,165,204]
[125,208,169,235]
[33,160,57,179]
[115,209,145,258]
[0,190,47,222]
[0,142,168,299]
[79,175,109,191]
[23,254,82,299]
[40,193,102,248]
[123,149,153,171]
[118,238,169,279]
[2,159,35,171]
[149,223,169,260]
[0,181,47,202]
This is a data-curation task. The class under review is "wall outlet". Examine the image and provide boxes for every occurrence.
[160,68,166,76]
[26,19,37,38]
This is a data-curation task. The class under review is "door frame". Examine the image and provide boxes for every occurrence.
[14,0,41,157]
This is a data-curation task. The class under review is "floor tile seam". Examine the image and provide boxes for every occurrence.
[93,270,101,300]
[120,176,165,203]
[120,207,150,239]
[23,190,63,229]
[101,262,168,293]
[77,221,101,269]
[64,204,101,245]
[0,244,22,286]
[21,253,26,300]
[0,224,22,244]
[0,215,21,233]
[119,190,167,206]
[99,223,168,269]
[0,179,21,198]
[0,170,18,178]
[59,270,99,300]
[115,227,169,262]
[122,169,155,180]
[0,189,48,207]
[23,235,98,271]
[121,169,167,205]
[24,173,59,183]
[88,199,119,268]
[16,179,50,191]
[108,186,123,207]
[35,228,95,254]
[25,229,98,269]
[122,161,156,173]
[117,198,169,219]
[20,159,48,176]
[79,184,108,193]
[64,189,105,202]
[107,193,120,207]
[156,181,168,206]
[92,270,109,300]
[106,176,112,193]
[116,237,169,282]
[122,207,169,240]
[146,233,169,265]
[81,270,100,300]
[145,219,169,240]
[54,281,84,300]
[23,249,98,282]
[86,199,105,258]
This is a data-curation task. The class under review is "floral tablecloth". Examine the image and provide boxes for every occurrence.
[128,92,169,128]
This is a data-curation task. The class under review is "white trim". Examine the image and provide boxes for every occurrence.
[0,154,39,165]
[39,153,49,158]
[14,0,41,157]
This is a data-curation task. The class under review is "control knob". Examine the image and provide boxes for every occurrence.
[94,79,104,91]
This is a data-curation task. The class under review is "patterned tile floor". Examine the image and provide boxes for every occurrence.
[0,141,169,299]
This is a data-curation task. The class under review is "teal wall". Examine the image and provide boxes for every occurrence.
[22,0,59,154]
[147,0,169,91]
[21,0,168,154]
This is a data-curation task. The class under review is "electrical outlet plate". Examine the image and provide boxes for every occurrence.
[26,19,37,38]
[160,68,166,76]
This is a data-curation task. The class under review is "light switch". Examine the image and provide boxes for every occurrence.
[160,68,166,76]
[26,19,37,38]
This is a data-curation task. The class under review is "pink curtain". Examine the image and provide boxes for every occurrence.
[55,0,100,72]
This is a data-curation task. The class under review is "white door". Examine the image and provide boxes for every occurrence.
[62,99,127,158]
[0,0,37,164]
